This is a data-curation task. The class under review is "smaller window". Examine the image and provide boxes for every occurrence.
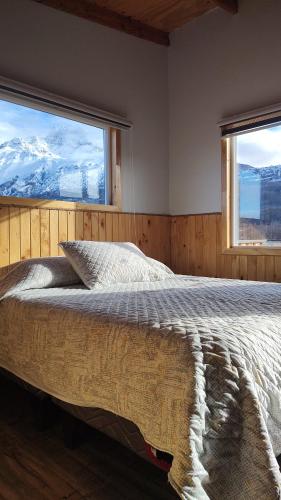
[221,109,281,254]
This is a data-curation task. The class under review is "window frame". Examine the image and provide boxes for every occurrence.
[222,126,281,256]
[0,79,124,213]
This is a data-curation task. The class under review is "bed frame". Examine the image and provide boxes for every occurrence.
[0,368,156,465]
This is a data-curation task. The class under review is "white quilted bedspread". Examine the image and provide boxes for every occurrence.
[1,275,281,499]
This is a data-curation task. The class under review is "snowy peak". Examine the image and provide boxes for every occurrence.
[240,163,281,181]
[0,136,60,168]
[0,132,106,204]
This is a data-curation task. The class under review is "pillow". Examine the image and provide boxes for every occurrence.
[0,256,82,301]
[59,241,170,289]
[147,257,174,276]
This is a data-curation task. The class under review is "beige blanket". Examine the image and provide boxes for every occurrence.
[1,275,281,499]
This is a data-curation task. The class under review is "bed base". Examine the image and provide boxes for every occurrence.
[0,369,157,465]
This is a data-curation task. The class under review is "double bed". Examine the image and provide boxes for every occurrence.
[1,249,281,499]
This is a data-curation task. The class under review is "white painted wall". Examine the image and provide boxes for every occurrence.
[169,0,281,215]
[0,0,169,214]
[1,0,280,216]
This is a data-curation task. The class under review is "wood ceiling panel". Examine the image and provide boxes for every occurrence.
[94,0,215,32]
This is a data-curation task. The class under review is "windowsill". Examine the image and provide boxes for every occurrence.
[0,196,121,212]
[223,245,281,256]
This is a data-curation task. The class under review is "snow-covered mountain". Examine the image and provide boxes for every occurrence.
[239,163,281,225]
[240,163,281,181]
[0,131,105,203]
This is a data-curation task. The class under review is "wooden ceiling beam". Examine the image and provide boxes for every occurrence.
[31,0,170,46]
[212,0,238,14]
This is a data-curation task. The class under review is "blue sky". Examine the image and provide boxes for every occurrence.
[0,98,104,148]
[237,124,281,168]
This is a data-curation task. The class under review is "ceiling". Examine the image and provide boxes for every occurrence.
[32,0,238,46]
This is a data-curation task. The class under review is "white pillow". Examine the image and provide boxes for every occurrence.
[0,256,81,301]
[59,241,171,289]
[147,257,174,276]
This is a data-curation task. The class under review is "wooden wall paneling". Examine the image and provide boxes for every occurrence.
[131,214,139,247]
[0,207,9,266]
[202,214,217,277]
[30,209,41,258]
[124,213,133,244]
[170,213,281,283]
[20,208,31,260]
[105,213,113,241]
[117,214,126,242]
[215,213,223,278]
[3,204,281,283]
[186,216,196,276]
[67,211,76,241]
[256,256,265,282]
[170,218,177,271]
[274,257,281,282]
[9,208,20,264]
[75,212,84,240]
[222,255,233,279]
[58,210,68,254]
[141,215,154,258]
[91,212,99,241]
[98,213,106,241]
[83,212,92,241]
[182,216,190,273]
[265,256,275,282]
[194,216,204,276]
[239,256,248,281]
[112,212,119,242]
[247,256,257,281]
[171,217,184,273]
[149,215,163,262]
[0,205,171,269]
[40,209,50,257]
[230,256,240,279]
[158,216,171,266]
[49,210,59,256]
[135,215,144,252]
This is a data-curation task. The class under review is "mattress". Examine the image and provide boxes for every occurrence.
[1,275,281,499]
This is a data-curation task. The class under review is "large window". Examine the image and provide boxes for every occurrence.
[0,99,109,205]
[221,110,281,254]
[0,78,127,210]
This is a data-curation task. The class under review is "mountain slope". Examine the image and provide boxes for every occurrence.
[0,133,105,203]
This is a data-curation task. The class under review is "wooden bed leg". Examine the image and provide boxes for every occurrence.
[62,412,86,450]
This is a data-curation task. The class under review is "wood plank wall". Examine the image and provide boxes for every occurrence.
[0,206,171,268]
[2,207,280,283]
[171,213,281,282]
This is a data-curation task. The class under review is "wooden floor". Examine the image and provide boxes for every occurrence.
[0,377,177,500]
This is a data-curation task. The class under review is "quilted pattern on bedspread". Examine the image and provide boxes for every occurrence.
[1,275,281,499]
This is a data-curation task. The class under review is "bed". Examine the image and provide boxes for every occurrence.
[1,249,281,499]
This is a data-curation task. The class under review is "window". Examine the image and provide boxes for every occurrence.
[0,78,128,210]
[221,109,281,254]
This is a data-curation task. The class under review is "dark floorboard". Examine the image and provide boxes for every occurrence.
[0,376,177,500]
